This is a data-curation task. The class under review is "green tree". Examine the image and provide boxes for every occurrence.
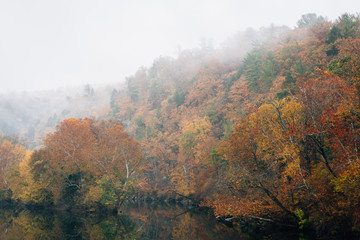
[297,13,326,28]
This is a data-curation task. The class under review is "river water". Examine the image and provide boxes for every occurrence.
[0,203,300,239]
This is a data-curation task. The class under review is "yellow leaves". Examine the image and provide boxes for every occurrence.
[84,184,102,205]
[181,117,212,136]
[6,211,56,240]
[9,150,53,205]
[333,163,360,200]
[218,97,309,217]
[284,161,299,179]
[180,117,214,164]
[0,140,27,194]
[256,97,305,131]
[252,97,305,162]
[170,166,195,197]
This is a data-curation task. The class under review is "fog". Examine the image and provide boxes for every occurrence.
[0,0,359,93]
[0,1,359,147]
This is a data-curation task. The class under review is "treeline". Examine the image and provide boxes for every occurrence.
[1,12,360,237]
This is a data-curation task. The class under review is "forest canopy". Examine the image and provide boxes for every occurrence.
[1,12,360,237]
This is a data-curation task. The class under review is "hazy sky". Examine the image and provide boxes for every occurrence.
[0,0,359,93]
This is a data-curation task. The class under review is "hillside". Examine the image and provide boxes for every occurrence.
[1,13,360,238]
[111,13,360,236]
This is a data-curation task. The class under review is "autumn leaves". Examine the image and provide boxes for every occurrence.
[1,12,360,237]
[0,119,144,208]
[207,72,360,230]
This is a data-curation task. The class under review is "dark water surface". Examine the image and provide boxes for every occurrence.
[0,203,300,239]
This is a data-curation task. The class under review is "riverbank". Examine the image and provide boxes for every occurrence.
[0,201,303,240]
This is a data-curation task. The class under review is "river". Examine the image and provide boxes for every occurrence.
[0,202,301,239]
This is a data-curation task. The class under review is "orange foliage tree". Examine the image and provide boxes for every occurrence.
[30,118,144,208]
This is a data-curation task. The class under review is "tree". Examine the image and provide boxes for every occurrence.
[297,13,326,28]
[9,150,53,205]
[110,89,120,115]
[326,13,359,56]
[203,95,344,223]
[0,139,26,199]
[328,14,359,43]
[31,118,144,208]
[241,47,264,92]
[89,119,144,207]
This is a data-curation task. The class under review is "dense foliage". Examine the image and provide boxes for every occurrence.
[1,13,360,237]
[110,13,360,235]
[0,119,144,209]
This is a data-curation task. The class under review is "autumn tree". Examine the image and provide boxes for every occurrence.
[29,118,144,208]
[0,138,27,200]
[8,150,53,206]
[205,97,310,219]
[87,119,144,207]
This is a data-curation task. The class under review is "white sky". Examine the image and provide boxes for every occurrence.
[0,0,359,93]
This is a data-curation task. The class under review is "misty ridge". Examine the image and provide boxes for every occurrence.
[0,85,119,148]
[0,23,290,148]
[2,11,360,239]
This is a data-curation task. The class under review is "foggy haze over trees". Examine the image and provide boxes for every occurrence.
[1,7,360,239]
[0,0,358,93]
[0,25,285,148]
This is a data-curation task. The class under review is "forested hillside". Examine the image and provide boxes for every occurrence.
[1,13,360,237]
[111,13,360,235]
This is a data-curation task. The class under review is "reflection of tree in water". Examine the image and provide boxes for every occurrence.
[0,209,141,240]
[0,209,15,239]
[124,203,248,240]
[171,212,192,240]
[0,206,300,239]
[0,210,58,240]
[85,214,141,240]
[57,212,84,239]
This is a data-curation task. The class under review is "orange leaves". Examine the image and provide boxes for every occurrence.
[201,195,278,218]
[44,118,95,174]
[300,71,359,168]
[35,118,145,204]
[92,119,143,177]
[218,97,310,218]
[44,118,144,179]
[214,65,360,228]
[184,60,225,108]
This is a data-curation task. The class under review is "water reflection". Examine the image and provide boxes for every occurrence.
[123,203,247,240]
[0,203,299,239]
